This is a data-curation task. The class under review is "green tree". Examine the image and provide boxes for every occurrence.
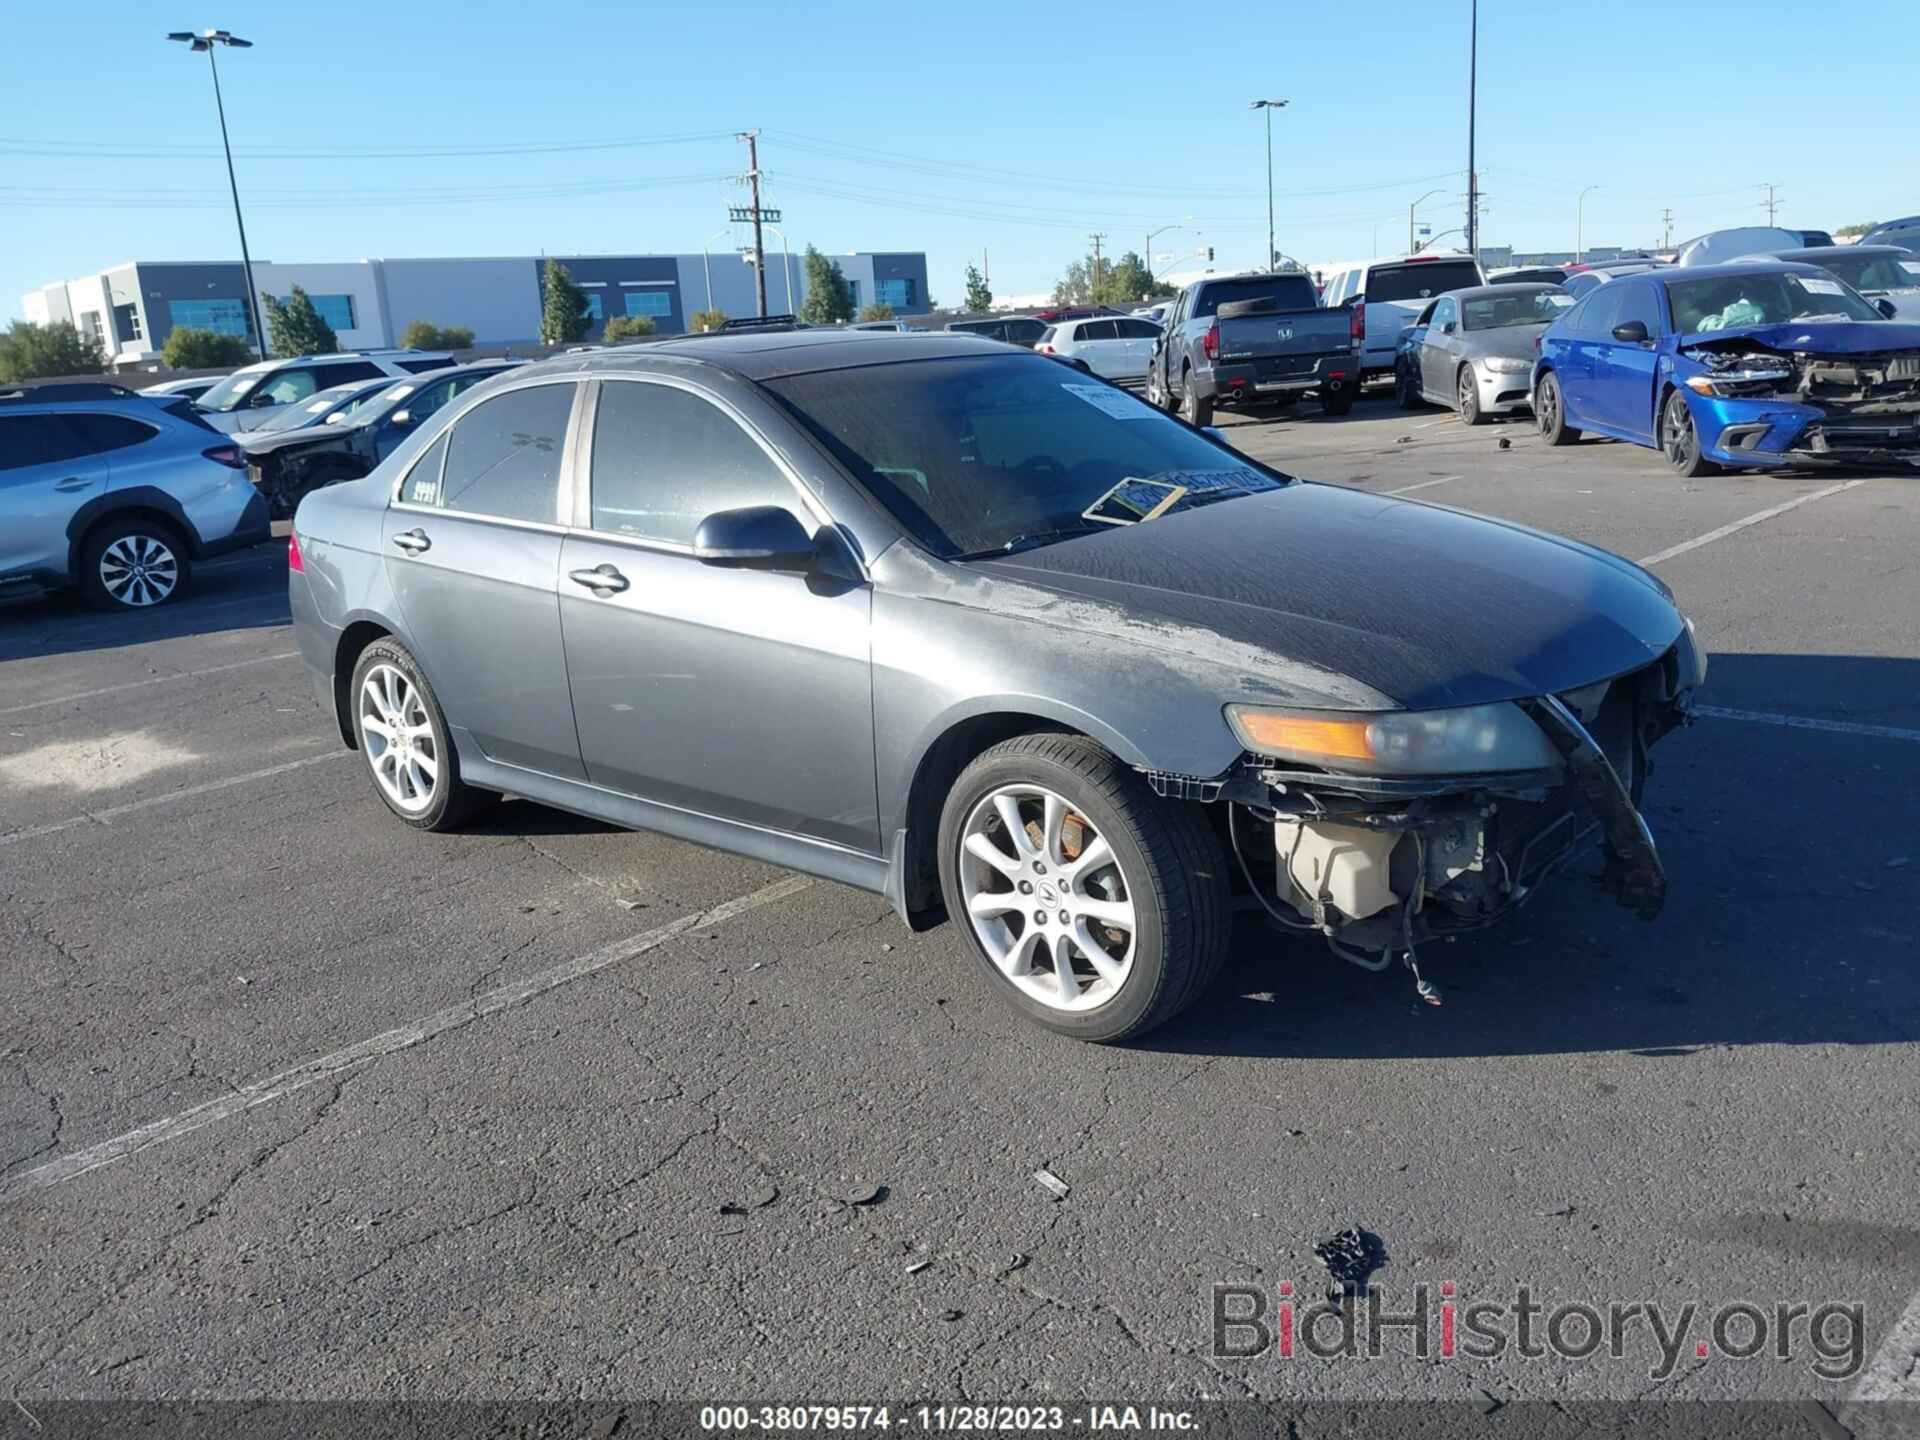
[399,320,475,350]
[0,320,107,382]
[540,259,592,345]
[797,246,854,325]
[161,327,252,369]
[1052,250,1171,307]
[687,308,728,333]
[1833,221,1878,239]
[261,285,339,357]
[963,262,993,313]
[857,303,894,322]
[602,314,658,344]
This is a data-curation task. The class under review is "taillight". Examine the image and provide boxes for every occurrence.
[203,444,247,469]
[1202,322,1219,362]
[1039,344,1055,354]
[287,533,304,572]
[1349,304,1366,344]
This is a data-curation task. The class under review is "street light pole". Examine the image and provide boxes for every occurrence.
[1145,221,1190,283]
[1465,0,1479,265]
[1409,188,1446,253]
[764,225,795,316]
[167,30,264,357]
[1249,99,1288,271]
[1577,185,1601,264]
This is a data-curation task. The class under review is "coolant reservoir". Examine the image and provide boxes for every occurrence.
[1275,820,1401,921]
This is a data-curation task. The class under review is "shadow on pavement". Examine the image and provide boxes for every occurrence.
[0,545,288,664]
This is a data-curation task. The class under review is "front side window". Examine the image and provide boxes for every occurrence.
[1667,271,1884,333]
[1078,320,1120,342]
[437,383,574,524]
[765,353,1290,560]
[588,381,796,546]
[1431,298,1457,329]
[1613,282,1666,338]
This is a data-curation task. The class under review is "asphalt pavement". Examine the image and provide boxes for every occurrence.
[3,387,1917,1430]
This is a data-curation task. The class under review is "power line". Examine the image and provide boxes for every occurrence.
[0,129,736,161]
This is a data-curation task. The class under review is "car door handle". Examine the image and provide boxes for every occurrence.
[568,563,629,595]
[391,528,431,554]
[53,475,95,492]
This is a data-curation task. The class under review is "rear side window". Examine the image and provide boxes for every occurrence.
[62,413,159,455]
[1078,320,1119,341]
[1003,319,1046,343]
[0,414,54,470]
[589,380,796,547]
[1117,318,1161,338]
[400,432,449,506]
[438,382,574,524]
[312,362,385,388]
[1367,261,1482,303]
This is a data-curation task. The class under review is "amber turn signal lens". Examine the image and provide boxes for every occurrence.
[1228,710,1375,762]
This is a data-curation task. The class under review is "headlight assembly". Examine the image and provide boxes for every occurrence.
[1226,701,1563,776]
[1481,355,1531,374]
[1685,368,1793,397]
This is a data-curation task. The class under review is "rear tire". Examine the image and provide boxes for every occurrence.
[1179,367,1215,428]
[1536,370,1579,445]
[349,638,497,832]
[1319,382,1354,417]
[937,733,1231,1043]
[1395,364,1423,410]
[80,515,192,610]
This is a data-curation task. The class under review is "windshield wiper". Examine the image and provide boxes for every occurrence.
[954,523,1107,560]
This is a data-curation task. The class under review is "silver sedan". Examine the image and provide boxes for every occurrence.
[1407,284,1575,424]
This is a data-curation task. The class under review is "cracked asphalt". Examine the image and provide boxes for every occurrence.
[2,389,1917,1420]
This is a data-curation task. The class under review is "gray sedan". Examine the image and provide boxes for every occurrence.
[290,332,1704,1042]
[1404,283,1575,423]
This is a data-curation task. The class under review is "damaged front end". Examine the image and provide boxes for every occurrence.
[1158,631,1704,1000]
[1682,339,1920,467]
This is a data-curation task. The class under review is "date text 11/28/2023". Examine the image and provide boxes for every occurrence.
[698,1405,1199,1432]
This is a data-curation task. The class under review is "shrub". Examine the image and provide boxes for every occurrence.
[602,314,658,344]
[161,327,253,369]
[400,321,475,350]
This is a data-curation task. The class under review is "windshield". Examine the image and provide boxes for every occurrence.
[195,366,272,413]
[1463,288,1574,330]
[1818,254,1920,293]
[764,354,1290,559]
[1367,261,1482,303]
[340,382,406,420]
[1667,271,1886,332]
[249,384,363,433]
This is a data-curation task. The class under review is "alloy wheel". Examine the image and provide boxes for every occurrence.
[98,534,179,608]
[1537,378,1558,436]
[1663,396,1697,469]
[358,663,439,814]
[957,783,1136,1013]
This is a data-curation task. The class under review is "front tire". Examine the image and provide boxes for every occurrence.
[1660,390,1718,478]
[1457,365,1486,426]
[81,515,191,610]
[937,733,1231,1043]
[349,638,496,831]
[1395,364,1422,410]
[1536,370,1579,445]
[1179,367,1215,428]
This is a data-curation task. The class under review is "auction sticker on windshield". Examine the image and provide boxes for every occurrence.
[1062,382,1152,419]
[1801,277,1845,295]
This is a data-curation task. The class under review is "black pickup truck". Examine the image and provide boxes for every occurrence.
[1144,272,1361,425]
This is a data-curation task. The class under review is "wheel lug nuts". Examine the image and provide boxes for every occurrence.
[1018,880,1033,895]
[1033,911,1047,926]
[1033,861,1047,875]
[1058,910,1071,925]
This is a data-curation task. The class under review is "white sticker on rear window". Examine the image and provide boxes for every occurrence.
[1800,277,1844,295]
[1061,382,1151,419]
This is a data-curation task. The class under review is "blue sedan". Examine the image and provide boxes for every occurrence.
[1531,261,1920,476]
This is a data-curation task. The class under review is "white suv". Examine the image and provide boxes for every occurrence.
[1036,316,1162,380]
[1319,255,1486,381]
[192,349,457,433]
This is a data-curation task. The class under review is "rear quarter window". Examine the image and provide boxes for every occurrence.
[1366,261,1483,303]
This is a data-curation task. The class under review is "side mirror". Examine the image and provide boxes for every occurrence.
[1876,298,1898,319]
[692,505,816,570]
[1442,321,1456,334]
[1612,320,1650,343]
[389,409,413,427]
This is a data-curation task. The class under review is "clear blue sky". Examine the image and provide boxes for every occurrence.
[5,0,1915,320]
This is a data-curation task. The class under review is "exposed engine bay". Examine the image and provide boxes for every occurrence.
[1152,637,1703,1004]
[1684,340,1920,465]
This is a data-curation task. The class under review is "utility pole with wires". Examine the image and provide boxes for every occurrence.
[1760,182,1781,225]
[1465,0,1479,265]
[731,130,780,317]
[1661,208,1674,249]
[1089,233,1107,300]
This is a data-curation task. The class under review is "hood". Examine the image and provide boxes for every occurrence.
[1678,320,1920,355]
[971,483,1683,711]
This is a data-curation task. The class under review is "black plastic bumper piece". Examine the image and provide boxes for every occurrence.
[1522,694,1668,921]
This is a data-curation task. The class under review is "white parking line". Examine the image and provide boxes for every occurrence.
[0,651,298,718]
[1387,475,1462,496]
[1637,479,1869,566]
[1696,705,1920,745]
[0,874,813,1203]
[0,750,348,849]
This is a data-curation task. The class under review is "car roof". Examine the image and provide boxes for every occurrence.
[1749,245,1908,262]
[1655,260,1829,284]
[516,329,1018,383]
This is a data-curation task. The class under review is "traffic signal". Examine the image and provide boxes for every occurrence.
[1206,246,1215,262]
